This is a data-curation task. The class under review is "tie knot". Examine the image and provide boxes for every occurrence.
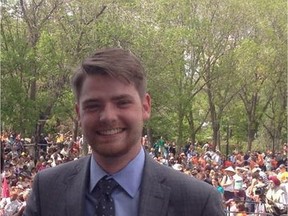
[97,177,118,196]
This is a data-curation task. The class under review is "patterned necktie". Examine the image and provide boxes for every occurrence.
[95,176,119,216]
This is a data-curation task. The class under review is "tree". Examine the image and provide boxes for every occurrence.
[233,0,287,151]
[1,0,286,153]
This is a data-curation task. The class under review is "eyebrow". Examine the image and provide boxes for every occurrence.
[111,94,134,101]
[82,94,134,104]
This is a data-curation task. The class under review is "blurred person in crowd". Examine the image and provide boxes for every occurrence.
[203,166,212,185]
[243,151,250,166]
[212,177,224,199]
[177,152,188,169]
[277,164,288,184]
[223,156,233,168]
[279,170,288,205]
[234,167,246,201]
[249,154,258,170]
[168,142,176,156]
[265,153,273,171]
[256,151,265,170]
[24,48,224,216]
[234,151,244,167]
[276,152,287,167]
[2,191,22,216]
[172,163,184,172]
[235,201,248,216]
[60,144,70,158]
[38,134,48,153]
[245,171,258,213]
[14,189,31,216]
[221,166,235,201]
[25,155,35,172]
[225,198,239,216]
[252,175,267,214]
[265,176,288,215]
[252,166,269,185]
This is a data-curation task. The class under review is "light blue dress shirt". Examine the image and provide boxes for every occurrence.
[85,148,145,216]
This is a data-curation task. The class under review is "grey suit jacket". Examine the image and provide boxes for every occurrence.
[24,152,225,216]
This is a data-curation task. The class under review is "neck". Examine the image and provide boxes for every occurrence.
[92,145,142,174]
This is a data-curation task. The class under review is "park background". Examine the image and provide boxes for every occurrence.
[1,0,287,156]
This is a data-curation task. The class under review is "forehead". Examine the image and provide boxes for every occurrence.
[79,75,139,101]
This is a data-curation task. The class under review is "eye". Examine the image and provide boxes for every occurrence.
[84,103,101,111]
[117,99,132,107]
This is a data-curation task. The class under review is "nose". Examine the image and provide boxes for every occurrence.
[99,104,117,122]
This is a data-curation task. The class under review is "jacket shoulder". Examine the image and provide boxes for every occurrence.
[36,156,90,181]
[145,155,215,194]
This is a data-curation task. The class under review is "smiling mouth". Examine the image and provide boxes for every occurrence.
[97,128,124,135]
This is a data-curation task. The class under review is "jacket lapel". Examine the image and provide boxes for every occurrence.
[64,156,90,216]
[139,154,171,216]
[59,153,171,216]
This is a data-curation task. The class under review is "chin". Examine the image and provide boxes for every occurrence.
[93,145,130,158]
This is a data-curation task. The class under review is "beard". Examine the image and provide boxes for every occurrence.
[85,127,142,158]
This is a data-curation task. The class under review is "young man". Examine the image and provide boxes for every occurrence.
[24,48,225,216]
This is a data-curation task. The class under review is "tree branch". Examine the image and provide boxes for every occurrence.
[20,0,32,32]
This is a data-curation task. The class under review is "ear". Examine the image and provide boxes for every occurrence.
[142,93,151,121]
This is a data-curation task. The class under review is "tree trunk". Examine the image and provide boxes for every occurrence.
[177,112,184,146]
[187,110,196,146]
[247,122,255,151]
[212,121,220,151]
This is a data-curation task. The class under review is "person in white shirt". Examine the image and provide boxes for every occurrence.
[221,166,235,201]
[234,167,247,201]
[265,176,287,215]
[3,192,21,216]
[60,144,70,158]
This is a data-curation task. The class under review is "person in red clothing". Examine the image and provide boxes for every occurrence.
[224,158,233,168]
[198,154,207,168]
[191,154,199,167]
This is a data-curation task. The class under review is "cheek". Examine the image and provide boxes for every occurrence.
[80,115,96,128]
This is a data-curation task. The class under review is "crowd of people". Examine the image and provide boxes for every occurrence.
[1,132,287,216]
[0,132,83,216]
[149,139,288,216]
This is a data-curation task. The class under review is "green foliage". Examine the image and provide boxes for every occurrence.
[1,0,286,151]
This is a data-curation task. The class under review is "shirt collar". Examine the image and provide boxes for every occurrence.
[89,147,145,198]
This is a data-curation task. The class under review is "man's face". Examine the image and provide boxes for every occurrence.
[76,75,151,158]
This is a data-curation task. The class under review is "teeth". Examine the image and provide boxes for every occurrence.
[98,128,122,135]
